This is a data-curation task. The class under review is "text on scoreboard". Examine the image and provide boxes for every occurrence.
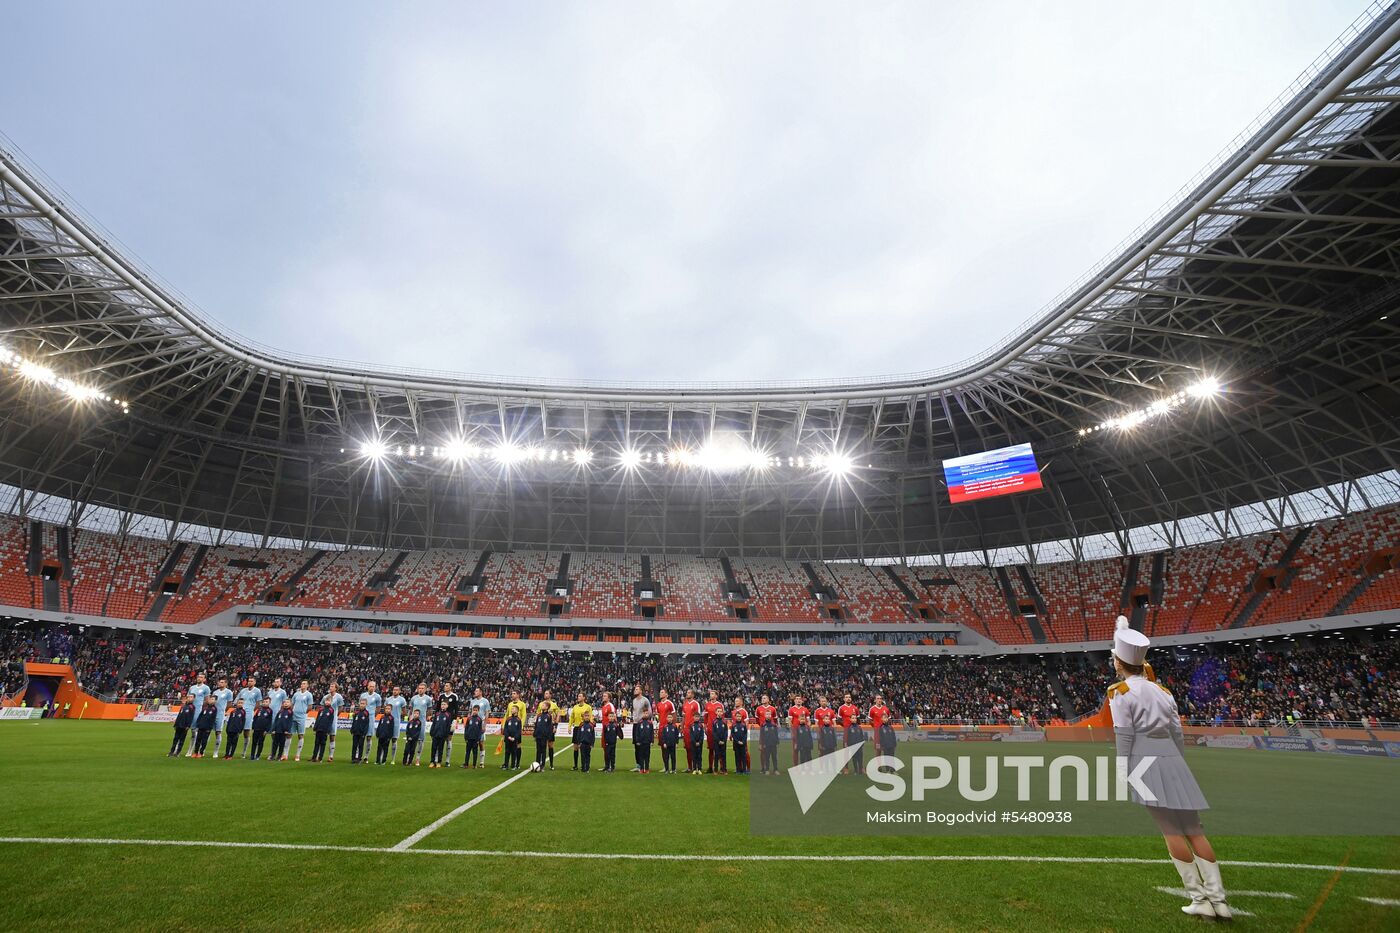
[942,443,1043,504]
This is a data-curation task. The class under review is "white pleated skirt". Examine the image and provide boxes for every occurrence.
[1126,736,1210,811]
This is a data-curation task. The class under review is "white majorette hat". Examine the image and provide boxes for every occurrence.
[1112,615,1150,666]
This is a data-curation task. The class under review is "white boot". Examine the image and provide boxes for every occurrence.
[1195,857,1232,920]
[1172,857,1217,918]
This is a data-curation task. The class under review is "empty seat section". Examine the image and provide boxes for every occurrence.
[567,553,637,618]
[656,556,727,621]
[733,557,822,622]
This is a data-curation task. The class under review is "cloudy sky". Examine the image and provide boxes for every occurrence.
[3,1,1374,384]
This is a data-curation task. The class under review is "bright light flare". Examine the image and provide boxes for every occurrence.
[359,440,389,460]
[812,451,856,476]
[492,443,528,465]
[1187,376,1221,398]
[617,448,643,469]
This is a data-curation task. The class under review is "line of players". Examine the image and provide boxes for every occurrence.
[164,672,900,775]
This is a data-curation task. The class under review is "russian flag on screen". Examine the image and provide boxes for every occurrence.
[942,443,1043,504]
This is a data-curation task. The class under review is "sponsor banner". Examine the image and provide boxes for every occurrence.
[916,732,962,742]
[134,710,179,723]
[1314,738,1390,757]
[1385,743,1400,759]
[1199,735,1256,750]
[957,732,998,742]
[1255,736,1315,752]
[0,707,44,721]
[995,731,1047,743]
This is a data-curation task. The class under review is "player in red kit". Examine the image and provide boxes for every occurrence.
[838,693,859,732]
[655,689,674,738]
[869,694,891,738]
[681,690,701,773]
[599,691,616,726]
[813,695,834,730]
[755,694,778,729]
[703,690,724,773]
[787,695,811,765]
[730,696,750,774]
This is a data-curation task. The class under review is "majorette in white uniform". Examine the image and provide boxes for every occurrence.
[1107,617,1230,920]
[1108,634,1208,812]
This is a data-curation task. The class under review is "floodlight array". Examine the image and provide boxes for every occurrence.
[1079,377,1221,437]
[0,343,129,412]
[346,438,859,476]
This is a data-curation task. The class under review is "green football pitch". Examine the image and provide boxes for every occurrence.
[1,721,1398,932]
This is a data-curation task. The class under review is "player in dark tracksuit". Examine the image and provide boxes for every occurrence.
[759,719,779,774]
[502,711,522,770]
[375,707,396,764]
[795,717,814,764]
[658,717,680,774]
[731,718,749,774]
[844,722,866,773]
[270,702,294,761]
[817,720,838,766]
[402,711,423,765]
[223,705,247,760]
[169,697,195,756]
[686,719,705,773]
[311,698,336,762]
[878,721,898,759]
[711,717,729,774]
[250,700,273,760]
[462,712,484,768]
[576,715,596,772]
[349,702,371,764]
[192,698,217,757]
[633,715,654,773]
[602,718,623,773]
[532,707,553,770]
[429,703,453,768]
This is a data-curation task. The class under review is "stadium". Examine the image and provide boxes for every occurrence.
[2,4,1400,931]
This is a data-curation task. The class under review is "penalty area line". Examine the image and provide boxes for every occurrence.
[0,836,1398,876]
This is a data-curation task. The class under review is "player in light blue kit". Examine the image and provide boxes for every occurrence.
[185,673,211,757]
[235,677,263,757]
[210,677,234,760]
[264,678,288,726]
[385,685,407,763]
[290,680,316,761]
[409,683,433,765]
[468,688,492,769]
[358,681,383,766]
[321,682,345,762]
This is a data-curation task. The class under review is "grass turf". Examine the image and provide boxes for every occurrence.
[1,720,1398,932]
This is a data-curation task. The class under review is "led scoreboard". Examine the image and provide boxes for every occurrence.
[942,442,1043,504]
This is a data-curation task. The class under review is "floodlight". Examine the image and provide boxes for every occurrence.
[1188,376,1221,398]
[618,448,643,469]
[360,440,389,460]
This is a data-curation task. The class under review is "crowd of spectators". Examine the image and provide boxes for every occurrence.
[4,621,1396,726]
[1054,635,1400,724]
[0,623,130,698]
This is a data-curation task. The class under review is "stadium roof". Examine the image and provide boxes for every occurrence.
[1,5,1399,560]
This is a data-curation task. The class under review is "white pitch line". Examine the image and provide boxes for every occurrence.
[390,744,565,850]
[1,836,1398,876]
[1153,890,1258,916]
[1157,885,1296,898]
[1357,897,1400,907]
